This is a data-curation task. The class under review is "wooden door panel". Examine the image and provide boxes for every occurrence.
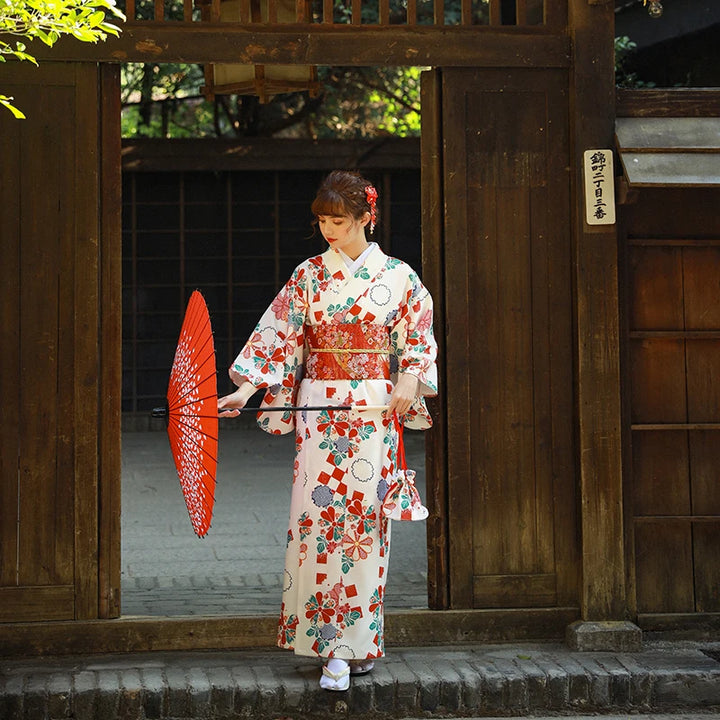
[0,71,79,620]
[624,193,720,616]
[628,247,683,330]
[683,248,720,329]
[0,587,75,623]
[686,340,720,422]
[470,185,539,578]
[631,430,690,516]
[629,339,687,423]
[693,522,720,612]
[473,574,556,609]
[0,62,120,622]
[634,521,694,614]
[19,81,77,590]
[689,431,720,515]
[442,68,575,609]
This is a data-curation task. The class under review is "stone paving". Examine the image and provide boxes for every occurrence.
[121,420,429,617]
[2,641,720,719]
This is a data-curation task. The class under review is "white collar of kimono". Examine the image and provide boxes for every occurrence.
[337,241,378,274]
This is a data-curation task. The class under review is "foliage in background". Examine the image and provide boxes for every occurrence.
[614,35,656,88]
[0,0,125,117]
[121,63,425,139]
[315,67,423,138]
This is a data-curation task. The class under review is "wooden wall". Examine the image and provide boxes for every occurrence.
[0,62,122,622]
[621,187,720,618]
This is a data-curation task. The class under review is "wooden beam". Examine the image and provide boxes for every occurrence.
[637,612,720,639]
[25,25,570,66]
[617,88,720,118]
[121,137,421,172]
[568,0,625,621]
[0,608,579,657]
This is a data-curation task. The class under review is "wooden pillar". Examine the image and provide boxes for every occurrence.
[568,0,626,620]
[98,63,123,619]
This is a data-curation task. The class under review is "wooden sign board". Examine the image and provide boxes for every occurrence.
[583,149,616,225]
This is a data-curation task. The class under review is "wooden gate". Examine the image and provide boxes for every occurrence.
[0,62,122,622]
[423,68,578,611]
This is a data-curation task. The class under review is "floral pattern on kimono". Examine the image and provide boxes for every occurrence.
[230,244,437,659]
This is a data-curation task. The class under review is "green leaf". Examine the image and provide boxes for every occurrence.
[0,94,26,118]
[74,25,101,40]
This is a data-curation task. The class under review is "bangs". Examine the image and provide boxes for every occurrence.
[311,190,351,218]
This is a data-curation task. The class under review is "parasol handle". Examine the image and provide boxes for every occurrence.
[153,404,392,418]
[152,403,169,418]
[217,404,391,415]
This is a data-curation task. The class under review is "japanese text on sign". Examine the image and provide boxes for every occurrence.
[583,149,616,225]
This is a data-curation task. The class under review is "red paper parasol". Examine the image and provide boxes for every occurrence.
[161,290,218,537]
[153,292,392,536]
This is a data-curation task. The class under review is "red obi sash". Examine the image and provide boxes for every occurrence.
[305,323,391,380]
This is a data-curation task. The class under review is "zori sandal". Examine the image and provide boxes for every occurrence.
[320,662,350,691]
[349,660,375,676]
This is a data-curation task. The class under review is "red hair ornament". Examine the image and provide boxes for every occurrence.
[365,185,378,234]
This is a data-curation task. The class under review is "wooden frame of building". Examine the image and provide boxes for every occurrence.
[2,0,718,655]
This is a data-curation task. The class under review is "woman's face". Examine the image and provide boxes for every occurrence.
[317,212,370,259]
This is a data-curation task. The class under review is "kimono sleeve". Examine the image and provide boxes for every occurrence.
[229,264,308,434]
[390,267,438,429]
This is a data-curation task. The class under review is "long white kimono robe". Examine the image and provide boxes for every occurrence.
[229,244,437,660]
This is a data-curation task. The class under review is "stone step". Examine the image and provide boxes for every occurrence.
[2,642,720,719]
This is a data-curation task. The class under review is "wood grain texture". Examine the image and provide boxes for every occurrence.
[629,339,687,424]
[634,521,694,614]
[121,138,421,172]
[442,68,575,610]
[99,64,123,620]
[617,88,720,118]
[73,63,101,620]
[689,432,720,516]
[683,248,720,329]
[627,246,683,330]
[29,26,571,66]
[569,0,625,620]
[0,607,580,656]
[16,71,75,591]
[0,61,105,622]
[693,522,720,612]
[631,431,690,517]
[622,185,720,617]
[441,70,473,609]
[420,69,449,610]
[0,587,75,623]
[0,93,21,589]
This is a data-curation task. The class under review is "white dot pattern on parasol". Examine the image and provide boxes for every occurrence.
[165,291,219,538]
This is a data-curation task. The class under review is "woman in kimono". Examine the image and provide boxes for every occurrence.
[218,170,437,691]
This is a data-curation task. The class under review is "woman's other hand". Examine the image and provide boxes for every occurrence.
[388,373,419,417]
[217,382,256,417]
